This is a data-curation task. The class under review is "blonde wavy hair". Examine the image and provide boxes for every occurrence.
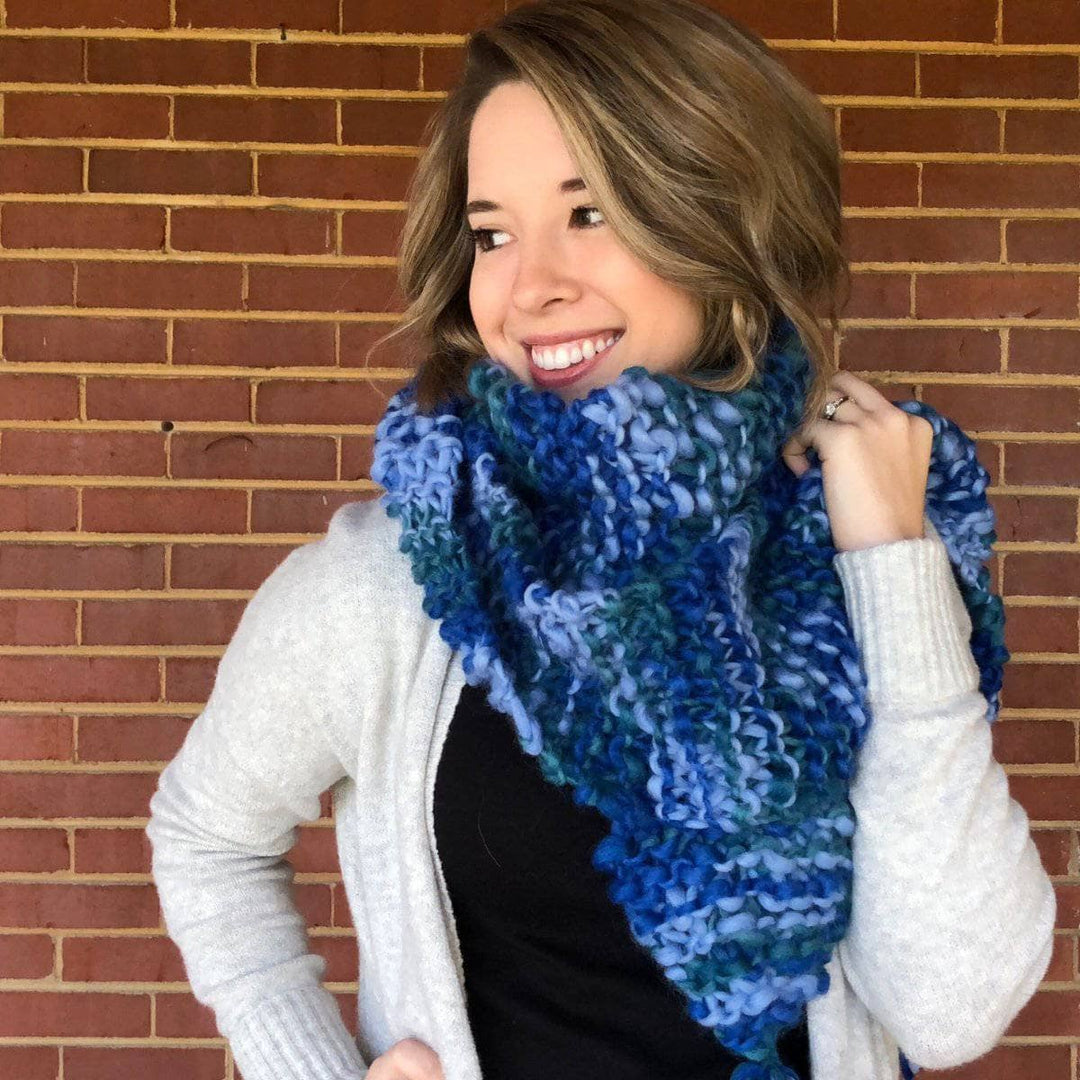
[366,0,851,433]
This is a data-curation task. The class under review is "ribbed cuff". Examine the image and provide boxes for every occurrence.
[225,985,369,1080]
[832,530,982,713]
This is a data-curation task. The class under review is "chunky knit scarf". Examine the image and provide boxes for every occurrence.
[370,314,1007,1080]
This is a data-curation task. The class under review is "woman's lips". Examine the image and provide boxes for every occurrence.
[528,333,622,389]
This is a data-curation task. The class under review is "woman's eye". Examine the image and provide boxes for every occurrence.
[468,204,605,254]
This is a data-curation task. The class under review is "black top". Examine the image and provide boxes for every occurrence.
[433,680,811,1080]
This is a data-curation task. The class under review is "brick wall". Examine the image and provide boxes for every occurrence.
[0,1,1077,1077]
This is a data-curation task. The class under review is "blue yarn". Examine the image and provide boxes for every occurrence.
[371,313,1006,1079]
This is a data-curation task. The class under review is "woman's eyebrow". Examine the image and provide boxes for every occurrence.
[464,177,587,217]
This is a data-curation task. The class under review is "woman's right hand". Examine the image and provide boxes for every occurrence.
[366,1038,446,1080]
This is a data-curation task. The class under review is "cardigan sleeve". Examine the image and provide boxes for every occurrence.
[145,527,371,1080]
[829,516,1056,1071]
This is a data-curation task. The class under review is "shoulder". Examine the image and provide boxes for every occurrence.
[233,496,421,659]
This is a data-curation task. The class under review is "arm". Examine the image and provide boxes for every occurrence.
[145,530,370,1080]
[831,521,1056,1070]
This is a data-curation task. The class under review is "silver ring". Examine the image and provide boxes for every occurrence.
[822,395,851,422]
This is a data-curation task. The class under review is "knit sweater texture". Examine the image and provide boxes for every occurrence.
[145,496,1056,1080]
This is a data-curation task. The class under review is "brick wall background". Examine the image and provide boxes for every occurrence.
[0,1,1077,1077]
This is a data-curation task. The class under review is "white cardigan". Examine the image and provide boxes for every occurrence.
[145,498,1055,1080]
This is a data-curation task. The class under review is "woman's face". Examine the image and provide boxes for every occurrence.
[465,81,704,402]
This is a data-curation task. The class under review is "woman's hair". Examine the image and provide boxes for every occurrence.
[366,0,851,432]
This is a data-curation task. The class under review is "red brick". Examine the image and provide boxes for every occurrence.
[79,714,193,764]
[923,162,1077,210]
[0,430,165,477]
[1004,605,1078,655]
[921,52,1079,99]
[0,657,159,704]
[841,162,919,208]
[844,215,999,265]
[0,990,150,1036]
[309,933,358,982]
[63,934,185,982]
[0,1046,58,1080]
[992,494,1077,544]
[343,0,523,34]
[992,719,1075,766]
[0,598,77,646]
[341,98,440,146]
[258,152,414,202]
[838,0,996,41]
[1004,0,1080,44]
[914,272,1077,321]
[173,318,336,367]
[2,203,166,251]
[85,376,249,422]
[73,827,152,874]
[920,383,1078,433]
[341,209,405,258]
[289,826,341,873]
[256,41,419,91]
[88,38,250,86]
[82,488,247,535]
[0,487,78,532]
[0,259,73,306]
[256,379,389,425]
[0,36,82,82]
[77,260,243,311]
[1003,663,1080,712]
[0,773,158,818]
[1009,326,1080,376]
[1007,109,1080,154]
[2,314,166,364]
[0,830,69,873]
[1008,221,1080,268]
[171,431,337,480]
[0,543,164,590]
[1005,442,1080,486]
[0,934,55,979]
[778,48,916,97]
[176,0,338,31]
[0,374,79,421]
[154,990,219,1038]
[66,1047,227,1080]
[170,543,291,589]
[82,598,245,646]
[5,0,169,27]
[0,715,73,761]
[250,489,368,534]
[859,106,1000,154]
[341,435,374,482]
[837,325,999,375]
[0,146,82,194]
[175,96,336,144]
[164,657,218,703]
[339,319,412,367]
[5,93,169,140]
[89,149,252,197]
[172,206,335,256]
[246,263,401,313]
[0,883,159,930]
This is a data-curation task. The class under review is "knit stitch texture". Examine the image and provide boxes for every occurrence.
[369,314,1008,1080]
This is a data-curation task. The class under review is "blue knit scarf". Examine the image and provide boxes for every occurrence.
[370,314,1007,1080]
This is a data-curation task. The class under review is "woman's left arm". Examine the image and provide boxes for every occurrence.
[782,371,1056,1071]
[830,522,1056,1072]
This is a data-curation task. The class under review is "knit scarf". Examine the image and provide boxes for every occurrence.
[370,314,1007,1080]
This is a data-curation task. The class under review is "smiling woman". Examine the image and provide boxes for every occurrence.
[364,0,850,430]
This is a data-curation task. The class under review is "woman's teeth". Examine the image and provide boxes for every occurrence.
[530,332,621,370]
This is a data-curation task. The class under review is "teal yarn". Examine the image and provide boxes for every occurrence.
[370,314,1008,1080]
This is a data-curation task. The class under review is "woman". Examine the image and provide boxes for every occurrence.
[145,3,1055,1080]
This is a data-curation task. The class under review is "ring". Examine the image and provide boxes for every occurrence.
[822,395,850,422]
